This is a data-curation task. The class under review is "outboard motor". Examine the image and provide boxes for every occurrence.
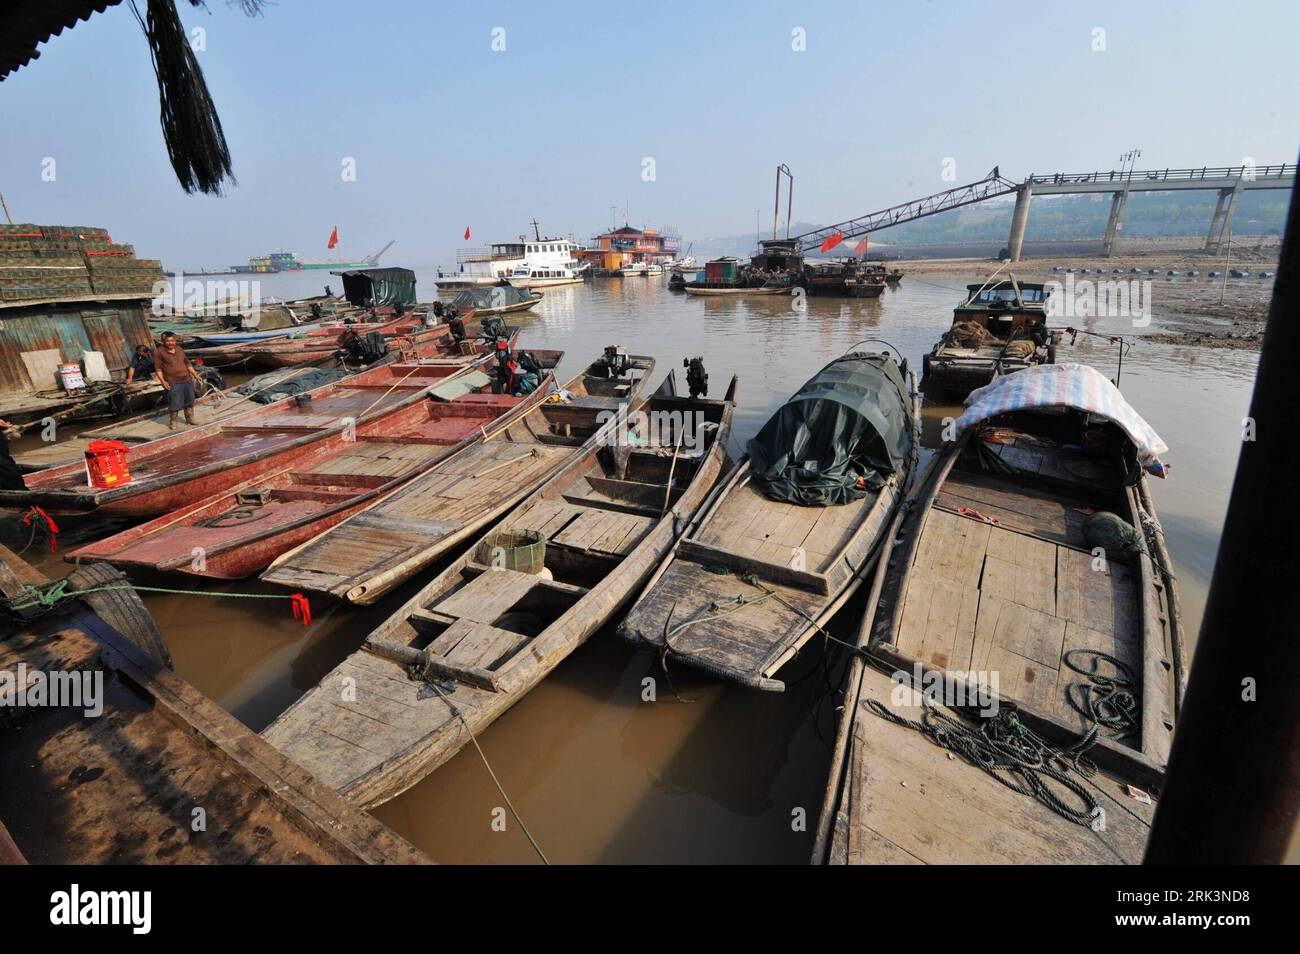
[596,345,629,379]
[493,340,513,394]
[480,315,506,343]
[309,302,323,321]
[338,329,389,366]
[684,356,708,398]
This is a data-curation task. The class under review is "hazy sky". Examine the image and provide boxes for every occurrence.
[2,0,1297,269]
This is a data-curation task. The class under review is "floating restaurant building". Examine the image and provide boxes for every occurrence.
[578,225,681,272]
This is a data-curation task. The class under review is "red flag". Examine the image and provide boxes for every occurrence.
[854,236,869,257]
[819,230,844,253]
[464,226,471,241]
[327,226,338,250]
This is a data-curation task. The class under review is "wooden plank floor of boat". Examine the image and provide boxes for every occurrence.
[900,470,1141,737]
[0,585,430,864]
[829,666,1154,865]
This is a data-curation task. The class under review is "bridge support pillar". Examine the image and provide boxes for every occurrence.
[1006,183,1033,262]
[1206,185,1242,253]
[1101,188,1129,257]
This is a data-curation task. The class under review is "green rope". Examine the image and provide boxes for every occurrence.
[5,579,297,616]
[867,696,1104,827]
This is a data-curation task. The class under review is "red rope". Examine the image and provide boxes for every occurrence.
[22,506,60,552]
[289,593,312,626]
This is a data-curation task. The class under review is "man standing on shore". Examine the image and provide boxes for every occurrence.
[154,333,203,429]
[0,418,24,490]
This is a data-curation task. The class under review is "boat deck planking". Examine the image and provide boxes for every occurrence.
[0,546,429,864]
[618,464,904,691]
[827,666,1154,865]
[260,354,656,604]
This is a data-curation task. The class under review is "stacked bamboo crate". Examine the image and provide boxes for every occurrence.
[0,224,164,303]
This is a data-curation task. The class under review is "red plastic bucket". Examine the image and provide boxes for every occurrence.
[85,439,132,489]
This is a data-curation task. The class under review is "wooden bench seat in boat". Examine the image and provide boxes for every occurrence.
[539,393,624,428]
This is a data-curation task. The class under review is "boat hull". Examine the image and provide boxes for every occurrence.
[683,284,789,296]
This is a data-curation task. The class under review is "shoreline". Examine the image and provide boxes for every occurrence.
[888,237,1277,351]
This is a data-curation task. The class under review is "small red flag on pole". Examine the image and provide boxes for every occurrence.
[464,226,471,241]
[819,230,844,253]
[327,226,339,250]
[854,235,869,257]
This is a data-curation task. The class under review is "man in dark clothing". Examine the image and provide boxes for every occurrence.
[125,344,156,385]
[154,333,203,429]
[0,418,25,490]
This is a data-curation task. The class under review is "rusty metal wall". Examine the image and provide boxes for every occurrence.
[0,300,152,395]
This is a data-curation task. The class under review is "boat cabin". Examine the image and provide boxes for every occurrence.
[749,239,804,273]
[951,281,1050,338]
[334,267,417,308]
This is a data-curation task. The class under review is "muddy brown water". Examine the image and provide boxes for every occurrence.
[6,268,1260,863]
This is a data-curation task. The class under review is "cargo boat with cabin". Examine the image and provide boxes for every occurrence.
[921,279,1058,400]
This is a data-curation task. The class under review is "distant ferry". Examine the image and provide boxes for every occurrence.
[226,240,393,274]
[438,228,588,290]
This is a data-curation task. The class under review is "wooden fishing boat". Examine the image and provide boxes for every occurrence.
[844,277,886,298]
[450,286,543,316]
[12,322,509,473]
[13,366,349,473]
[188,319,341,346]
[187,319,399,368]
[683,283,789,296]
[261,349,657,604]
[66,353,565,579]
[922,279,1059,400]
[0,545,429,864]
[192,316,454,370]
[0,335,513,517]
[618,350,917,691]
[261,371,738,807]
[813,363,1184,865]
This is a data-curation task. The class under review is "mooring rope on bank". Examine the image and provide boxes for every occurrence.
[4,578,313,625]
[422,678,550,865]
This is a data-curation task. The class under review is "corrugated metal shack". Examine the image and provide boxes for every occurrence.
[0,297,156,420]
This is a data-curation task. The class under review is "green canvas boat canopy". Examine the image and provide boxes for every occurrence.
[452,286,536,309]
[334,267,417,307]
[746,351,911,506]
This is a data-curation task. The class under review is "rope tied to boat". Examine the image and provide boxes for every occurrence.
[2,579,313,627]
[19,506,60,553]
[417,676,550,866]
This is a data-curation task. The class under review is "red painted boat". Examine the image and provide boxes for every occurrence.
[191,316,462,370]
[0,331,519,517]
[67,352,565,579]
